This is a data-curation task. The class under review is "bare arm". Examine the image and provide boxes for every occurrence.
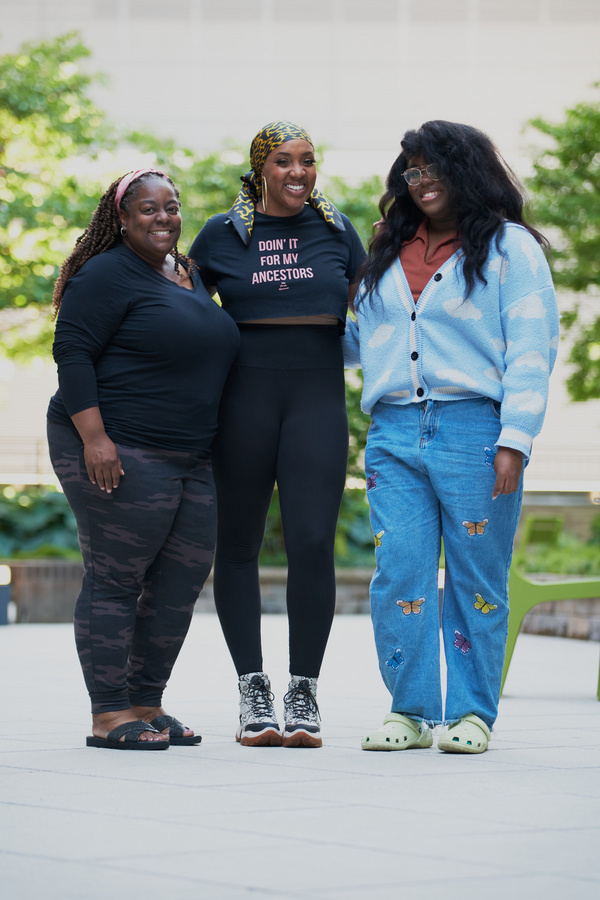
[71,407,124,493]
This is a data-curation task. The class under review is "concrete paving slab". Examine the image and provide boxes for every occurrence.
[1,614,599,899]
[0,854,251,899]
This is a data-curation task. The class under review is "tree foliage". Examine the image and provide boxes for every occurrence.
[0,35,247,357]
[527,88,600,400]
[1,33,378,495]
[0,34,381,363]
[0,33,112,303]
[0,33,115,353]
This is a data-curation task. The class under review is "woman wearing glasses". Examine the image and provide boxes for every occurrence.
[345,121,559,753]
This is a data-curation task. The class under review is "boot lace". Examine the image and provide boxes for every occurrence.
[247,675,276,717]
[283,679,320,722]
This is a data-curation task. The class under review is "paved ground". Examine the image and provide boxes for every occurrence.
[1,614,599,899]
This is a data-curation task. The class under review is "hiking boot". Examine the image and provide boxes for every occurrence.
[236,672,282,746]
[282,675,322,748]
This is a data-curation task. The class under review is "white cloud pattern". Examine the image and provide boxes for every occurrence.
[506,390,545,414]
[484,367,502,382]
[488,256,508,284]
[514,351,548,370]
[374,368,393,389]
[368,324,395,348]
[443,297,482,321]
[521,239,540,276]
[435,369,479,388]
[490,337,506,352]
[508,293,546,320]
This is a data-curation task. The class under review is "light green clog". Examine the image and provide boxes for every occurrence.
[361,712,433,751]
[437,713,491,754]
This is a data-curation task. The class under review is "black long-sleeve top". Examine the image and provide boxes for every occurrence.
[47,244,240,455]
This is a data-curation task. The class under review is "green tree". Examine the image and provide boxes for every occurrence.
[0,34,245,358]
[527,88,600,400]
[0,33,381,362]
[325,173,381,481]
[0,33,382,563]
[0,33,113,354]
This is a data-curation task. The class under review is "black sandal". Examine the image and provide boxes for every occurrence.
[148,715,202,746]
[86,719,169,750]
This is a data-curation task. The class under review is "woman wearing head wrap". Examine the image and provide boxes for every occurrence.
[47,169,240,749]
[189,121,366,748]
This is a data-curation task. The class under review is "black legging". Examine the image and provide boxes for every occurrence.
[212,325,349,677]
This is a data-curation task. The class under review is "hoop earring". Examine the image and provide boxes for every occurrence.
[261,176,268,214]
[120,226,126,236]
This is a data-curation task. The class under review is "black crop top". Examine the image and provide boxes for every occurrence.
[188,205,365,326]
[47,244,240,454]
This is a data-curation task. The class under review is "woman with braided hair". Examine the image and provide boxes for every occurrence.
[189,122,366,748]
[47,169,240,749]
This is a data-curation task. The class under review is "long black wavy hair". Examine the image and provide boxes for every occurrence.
[358,120,548,304]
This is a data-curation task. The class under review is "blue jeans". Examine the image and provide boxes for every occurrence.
[365,398,523,729]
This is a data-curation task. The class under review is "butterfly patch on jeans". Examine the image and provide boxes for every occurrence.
[396,597,425,616]
[462,518,488,537]
[386,648,405,670]
[474,592,497,615]
[453,630,472,654]
[374,530,385,548]
[366,472,378,491]
[483,446,496,467]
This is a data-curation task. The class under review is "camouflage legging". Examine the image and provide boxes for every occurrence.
[47,421,216,714]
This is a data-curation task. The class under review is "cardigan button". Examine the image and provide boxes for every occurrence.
[434,273,442,281]
[411,311,416,321]
[411,351,418,361]
[416,388,424,397]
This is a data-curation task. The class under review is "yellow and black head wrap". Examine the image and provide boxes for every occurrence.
[227,120,345,245]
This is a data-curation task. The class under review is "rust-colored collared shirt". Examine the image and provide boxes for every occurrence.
[400,218,460,303]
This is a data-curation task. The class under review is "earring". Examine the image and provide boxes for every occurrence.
[261,175,268,214]
[120,226,126,236]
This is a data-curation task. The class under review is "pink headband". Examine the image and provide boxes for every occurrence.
[114,168,166,211]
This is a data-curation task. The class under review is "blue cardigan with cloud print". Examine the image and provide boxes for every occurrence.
[343,222,560,458]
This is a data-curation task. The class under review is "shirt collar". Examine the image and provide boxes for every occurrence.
[405,217,458,249]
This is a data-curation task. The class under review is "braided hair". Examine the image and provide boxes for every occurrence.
[52,171,197,317]
[358,120,548,305]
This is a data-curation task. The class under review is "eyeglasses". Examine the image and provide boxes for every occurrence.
[402,164,442,185]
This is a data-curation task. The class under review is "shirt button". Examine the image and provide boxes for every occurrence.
[411,312,416,321]
[411,351,418,361]
[434,273,442,281]
[417,388,424,397]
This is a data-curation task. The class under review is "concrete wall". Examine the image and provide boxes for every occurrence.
[1,0,600,178]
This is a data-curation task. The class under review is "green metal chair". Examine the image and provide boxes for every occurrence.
[501,565,600,700]
[511,513,563,569]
